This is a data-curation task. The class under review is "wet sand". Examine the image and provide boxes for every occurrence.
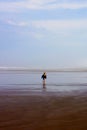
[0,90,87,130]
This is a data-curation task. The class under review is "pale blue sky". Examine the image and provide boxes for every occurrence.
[0,0,87,69]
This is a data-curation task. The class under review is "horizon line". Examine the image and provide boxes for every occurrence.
[0,67,87,72]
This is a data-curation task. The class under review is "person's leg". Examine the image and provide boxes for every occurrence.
[43,79,46,88]
[43,79,45,85]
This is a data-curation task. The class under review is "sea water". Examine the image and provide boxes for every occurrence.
[0,70,87,93]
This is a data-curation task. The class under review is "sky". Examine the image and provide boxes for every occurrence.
[0,0,87,69]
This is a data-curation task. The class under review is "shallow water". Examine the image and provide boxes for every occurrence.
[0,70,87,93]
[0,71,87,130]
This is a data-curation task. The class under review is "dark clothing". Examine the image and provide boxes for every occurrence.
[41,74,47,80]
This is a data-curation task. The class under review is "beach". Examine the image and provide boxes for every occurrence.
[0,71,87,130]
[0,89,87,130]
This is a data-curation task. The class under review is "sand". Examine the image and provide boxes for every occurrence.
[0,90,87,130]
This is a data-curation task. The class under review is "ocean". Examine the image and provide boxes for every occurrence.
[0,70,87,93]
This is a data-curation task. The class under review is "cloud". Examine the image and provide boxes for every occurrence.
[5,19,87,41]
[31,20,87,31]
[6,19,87,29]
[5,19,87,40]
[0,0,87,12]
[6,20,28,27]
[6,19,87,42]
